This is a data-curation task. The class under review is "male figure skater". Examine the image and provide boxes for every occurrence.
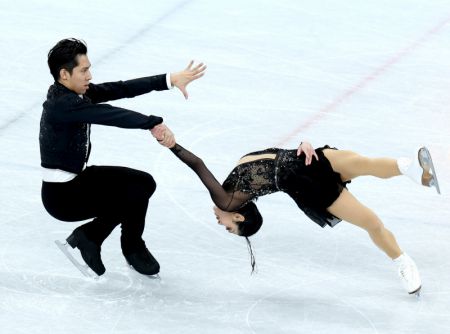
[40,38,205,277]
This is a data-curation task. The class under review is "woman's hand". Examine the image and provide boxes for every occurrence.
[297,141,319,165]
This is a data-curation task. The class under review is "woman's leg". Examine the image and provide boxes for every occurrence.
[322,149,401,181]
[327,188,422,293]
[327,188,402,259]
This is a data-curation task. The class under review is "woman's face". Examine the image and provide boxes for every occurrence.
[213,206,244,235]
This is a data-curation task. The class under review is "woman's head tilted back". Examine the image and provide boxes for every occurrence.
[213,201,262,273]
[213,201,263,236]
[236,201,263,237]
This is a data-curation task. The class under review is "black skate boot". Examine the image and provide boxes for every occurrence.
[123,243,160,276]
[66,228,106,276]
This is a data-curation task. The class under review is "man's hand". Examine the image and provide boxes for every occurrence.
[297,141,319,165]
[170,60,207,99]
[150,124,176,148]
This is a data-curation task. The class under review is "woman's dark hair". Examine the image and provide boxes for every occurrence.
[236,201,263,237]
[47,38,87,81]
[236,201,263,274]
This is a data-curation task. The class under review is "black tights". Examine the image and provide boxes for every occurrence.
[41,165,156,255]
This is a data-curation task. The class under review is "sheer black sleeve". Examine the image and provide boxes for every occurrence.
[170,144,252,211]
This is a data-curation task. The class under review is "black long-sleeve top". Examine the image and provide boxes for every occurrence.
[170,144,282,211]
[170,143,344,228]
[40,75,167,173]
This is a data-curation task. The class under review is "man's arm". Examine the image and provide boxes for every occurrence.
[169,61,207,99]
[85,75,168,104]
[48,95,162,129]
[86,61,207,103]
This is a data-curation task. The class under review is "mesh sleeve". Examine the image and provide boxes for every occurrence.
[170,144,252,211]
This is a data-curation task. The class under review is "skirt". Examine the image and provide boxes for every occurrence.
[276,145,349,228]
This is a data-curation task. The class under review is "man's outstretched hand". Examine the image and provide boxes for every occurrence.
[150,123,176,148]
[170,60,207,99]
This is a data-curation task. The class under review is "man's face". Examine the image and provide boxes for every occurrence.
[59,54,92,95]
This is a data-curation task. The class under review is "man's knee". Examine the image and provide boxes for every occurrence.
[140,172,156,198]
[125,170,157,201]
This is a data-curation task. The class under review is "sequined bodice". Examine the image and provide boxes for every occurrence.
[170,143,298,211]
[170,143,344,229]
[222,148,282,197]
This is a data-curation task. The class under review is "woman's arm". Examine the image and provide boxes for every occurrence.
[168,143,251,211]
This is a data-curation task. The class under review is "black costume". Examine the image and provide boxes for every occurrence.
[40,76,166,173]
[40,75,167,273]
[170,144,349,227]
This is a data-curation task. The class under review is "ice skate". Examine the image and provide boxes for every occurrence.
[418,147,440,194]
[124,243,160,277]
[395,253,422,296]
[127,261,161,280]
[55,240,97,278]
[397,146,440,194]
[58,228,106,276]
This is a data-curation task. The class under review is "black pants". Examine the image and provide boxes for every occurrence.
[41,165,156,255]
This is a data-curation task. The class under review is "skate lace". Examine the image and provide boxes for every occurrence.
[399,263,413,279]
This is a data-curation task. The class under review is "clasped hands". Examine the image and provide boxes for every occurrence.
[151,123,176,148]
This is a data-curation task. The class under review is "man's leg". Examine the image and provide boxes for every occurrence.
[81,165,159,275]
[74,166,154,245]
[43,165,158,275]
[77,217,119,246]
[42,178,117,276]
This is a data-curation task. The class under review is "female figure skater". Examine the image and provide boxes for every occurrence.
[151,125,440,296]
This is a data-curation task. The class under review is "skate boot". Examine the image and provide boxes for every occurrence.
[66,228,106,276]
[397,147,440,194]
[124,242,160,276]
[394,253,422,296]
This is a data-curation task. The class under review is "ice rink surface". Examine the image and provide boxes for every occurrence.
[1,1,450,333]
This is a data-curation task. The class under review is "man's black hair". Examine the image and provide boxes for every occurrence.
[47,38,87,81]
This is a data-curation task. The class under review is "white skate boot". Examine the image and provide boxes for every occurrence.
[394,253,422,296]
[397,146,440,194]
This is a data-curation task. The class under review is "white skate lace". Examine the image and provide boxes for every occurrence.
[399,264,410,279]
[398,260,420,293]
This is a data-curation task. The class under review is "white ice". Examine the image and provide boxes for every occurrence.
[1,1,450,333]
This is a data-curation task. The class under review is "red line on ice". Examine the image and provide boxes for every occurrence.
[276,15,450,147]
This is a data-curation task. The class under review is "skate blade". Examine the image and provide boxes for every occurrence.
[408,285,422,299]
[55,240,99,279]
[418,147,441,194]
[127,264,161,281]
